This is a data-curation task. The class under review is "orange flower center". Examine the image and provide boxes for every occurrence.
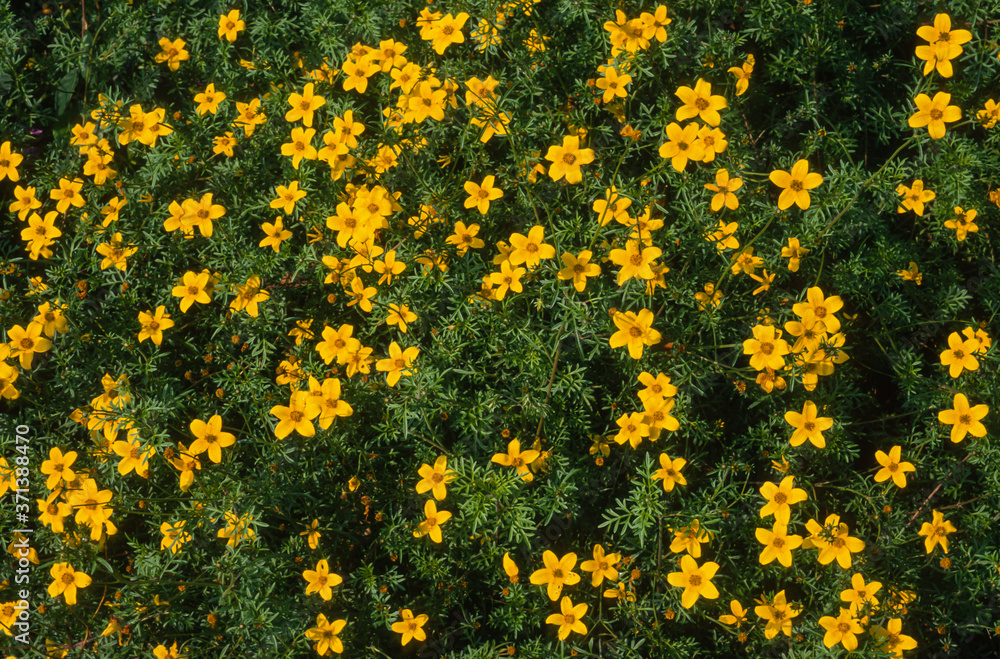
[958,414,972,425]
[930,108,943,121]
[562,153,576,165]
[688,574,702,586]
[759,342,774,355]
[773,492,787,505]
[837,622,852,634]
[187,285,200,296]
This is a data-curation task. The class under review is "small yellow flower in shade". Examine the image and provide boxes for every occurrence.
[819,608,863,651]
[840,573,881,614]
[749,269,776,296]
[613,412,650,449]
[781,237,809,272]
[546,596,588,640]
[188,415,236,464]
[415,456,455,500]
[707,219,739,251]
[897,261,922,285]
[0,141,24,182]
[112,429,154,478]
[302,559,343,600]
[908,92,961,140]
[212,132,237,157]
[545,135,595,184]
[652,452,687,492]
[667,555,719,608]
[155,37,189,71]
[580,544,621,586]
[596,67,632,103]
[918,509,957,554]
[637,371,677,403]
[36,491,72,532]
[937,393,989,443]
[557,250,601,292]
[609,309,661,360]
[233,98,266,137]
[386,303,418,334]
[759,476,808,525]
[194,83,226,115]
[375,341,419,387]
[756,522,802,567]
[943,206,978,241]
[285,83,326,127]
[492,439,540,481]
[218,9,245,41]
[40,447,77,491]
[769,160,823,210]
[503,552,519,583]
[719,600,748,628]
[694,282,723,311]
[446,222,485,256]
[705,169,742,211]
[160,520,191,554]
[785,401,833,448]
[804,514,865,568]
[755,590,799,639]
[392,609,429,646]
[305,613,347,655]
[742,324,790,372]
[171,270,212,313]
[668,520,711,558]
[47,563,91,605]
[896,180,935,215]
[270,390,321,439]
[675,79,727,126]
[915,13,972,78]
[728,58,753,95]
[872,618,918,657]
[530,551,581,601]
[413,499,452,543]
[152,641,186,659]
[978,99,1000,128]
[300,519,322,550]
[374,250,407,285]
[658,122,705,171]
[260,217,292,252]
[639,5,671,42]
[464,175,504,214]
[793,286,843,333]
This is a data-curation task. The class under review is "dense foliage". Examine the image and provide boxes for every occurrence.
[2,0,1000,656]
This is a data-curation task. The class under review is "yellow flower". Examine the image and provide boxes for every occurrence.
[705,169,742,211]
[754,590,799,639]
[285,83,326,127]
[769,160,823,210]
[719,600,748,628]
[908,92,961,140]
[915,13,972,78]
[305,614,347,655]
[668,520,711,558]
[652,452,687,492]
[896,180,935,215]
[792,286,843,333]
[897,261,922,285]
[112,427,154,477]
[758,476,808,525]
[805,514,865,568]
[212,132,237,157]
[415,456,455,501]
[270,181,307,215]
[233,98,266,137]
[40,447,77,491]
[217,9,245,41]
[785,401,833,448]
[194,83,226,115]
[728,59,753,96]
[281,126,318,169]
[391,609,429,646]
[216,510,256,547]
[6,322,52,370]
[300,519,322,550]
[742,324,790,371]
[160,520,191,554]
[819,608,863,651]
[545,596,588,640]
[940,331,980,377]
[463,175,504,214]
[658,122,704,171]
[530,550,581,601]
[556,250,601,292]
[95,233,138,271]
[667,555,719,608]
[188,415,236,464]
[943,206,978,241]
[580,544,620,586]
[840,572,881,614]
[171,270,212,312]
[937,393,989,443]
[873,618,918,658]
[260,216,292,252]
[413,499,452,543]
[446,222,485,256]
[491,438,540,481]
[978,99,1000,128]
[375,341,419,387]
[639,5,671,42]
[544,135,595,184]
[613,412,650,449]
[270,390,321,439]
[49,177,85,214]
[675,78,727,126]
[426,12,470,54]
[302,559,343,600]
[596,67,632,103]
[608,240,662,286]
[47,563,91,605]
[755,522,802,567]
[155,37,189,71]
[0,141,24,182]
[168,442,200,492]
[609,309,661,360]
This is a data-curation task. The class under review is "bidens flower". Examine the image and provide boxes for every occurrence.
[666,555,719,608]
[937,393,988,443]
[544,136,595,184]
[908,92,961,140]
[874,446,916,488]
[609,309,661,360]
[769,160,823,210]
[546,596,588,640]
